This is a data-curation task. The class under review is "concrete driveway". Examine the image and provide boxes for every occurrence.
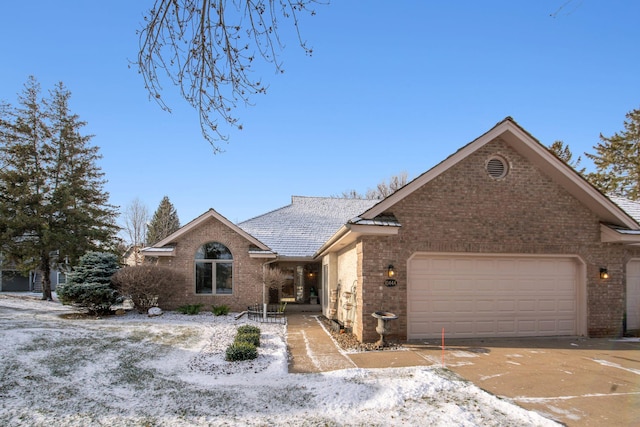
[287,314,640,426]
[405,337,640,427]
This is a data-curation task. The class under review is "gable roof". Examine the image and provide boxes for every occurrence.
[142,208,274,258]
[361,117,640,230]
[238,196,378,258]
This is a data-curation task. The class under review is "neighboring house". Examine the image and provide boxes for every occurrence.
[122,245,144,267]
[0,263,65,292]
[143,117,640,342]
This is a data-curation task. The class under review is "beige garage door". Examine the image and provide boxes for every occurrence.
[408,254,579,339]
[626,260,640,331]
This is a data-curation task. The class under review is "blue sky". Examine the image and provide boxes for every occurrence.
[1,1,639,232]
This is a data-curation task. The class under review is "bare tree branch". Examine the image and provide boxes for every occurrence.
[123,198,149,264]
[136,0,322,152]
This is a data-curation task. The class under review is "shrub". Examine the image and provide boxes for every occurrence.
[237,325,261,335]
[57,252,120,315]
[176,304,202,315]
[235,331,260,347]
[111,265,182,313]
[225,341,258,362]
[212,304,230,316]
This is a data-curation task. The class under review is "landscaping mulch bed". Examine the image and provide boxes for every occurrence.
[318,315,403,352]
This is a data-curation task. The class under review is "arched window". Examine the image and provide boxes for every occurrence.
[195,242,233,294]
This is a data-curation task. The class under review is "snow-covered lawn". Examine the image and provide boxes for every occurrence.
[0,294,558,426]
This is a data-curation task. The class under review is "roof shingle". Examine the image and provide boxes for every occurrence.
[238,196,378,258]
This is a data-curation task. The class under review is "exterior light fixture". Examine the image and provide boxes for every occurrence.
[387,265,395,278]
[384,264,397,287]
[599,268,609,280]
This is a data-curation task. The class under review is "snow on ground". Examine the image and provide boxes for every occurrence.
[0,294,559,426]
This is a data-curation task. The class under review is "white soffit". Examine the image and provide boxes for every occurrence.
[601,224,640,244]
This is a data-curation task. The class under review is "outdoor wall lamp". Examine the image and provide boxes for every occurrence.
[387,265,395,278]
[599,268,609,280]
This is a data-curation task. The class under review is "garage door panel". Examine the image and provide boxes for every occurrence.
[627,260,640,331]
[558,300,575,312]
[517,300,536,312]
[431,279,453,291]
[538,300,557,312]
[558,319,576,333]
[497,300,516,311]
[497,320,516,333]
[454,299,475,312]
[408,254,579,339]
[475,321,497,334]
[476,300,495,312]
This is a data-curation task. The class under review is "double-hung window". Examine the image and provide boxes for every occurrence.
[195,242,233,294]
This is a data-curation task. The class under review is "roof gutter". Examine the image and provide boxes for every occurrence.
[314,222,400,259]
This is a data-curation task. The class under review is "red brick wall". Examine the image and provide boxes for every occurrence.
[156,216,265,312]
[354,138,638,341]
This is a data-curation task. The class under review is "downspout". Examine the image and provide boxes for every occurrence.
[262,259,279,321]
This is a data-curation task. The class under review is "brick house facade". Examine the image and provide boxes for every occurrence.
[144,209,275,312]
[144,118,640,343]
[317,118,640,342]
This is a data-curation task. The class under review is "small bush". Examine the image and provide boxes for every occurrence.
[235,331,260,347]
[111,265,183,313]
[225,341,258,362]
[237,325,261,335]
[176,304,202,315]
[212,304,230,316]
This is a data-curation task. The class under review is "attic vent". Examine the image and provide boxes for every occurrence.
[486,156,508,179]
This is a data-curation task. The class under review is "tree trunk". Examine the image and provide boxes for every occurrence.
[40,254,52,301]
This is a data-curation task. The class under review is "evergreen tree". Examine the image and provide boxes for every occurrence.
[57,251,120,315]
[0,77,118,300]
[548,140,585,174]
[146,196,180,246]
[586,107,640,199]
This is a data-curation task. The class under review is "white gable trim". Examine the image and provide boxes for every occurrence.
[315,223,400,258]
[361,118,639,230]
[140,247,175,257]
[150,209,272,251]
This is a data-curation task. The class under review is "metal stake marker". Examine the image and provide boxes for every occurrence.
[441,328,445,368]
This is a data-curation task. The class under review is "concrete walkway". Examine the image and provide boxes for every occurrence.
[285,313,640,427]
[286,312,356,373]
[287,313,431,373]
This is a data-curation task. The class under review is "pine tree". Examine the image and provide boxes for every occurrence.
[0,77,119,300]
[57,251,120,315]
[548,140,585,174]
[146,196,180,246]
[585,107,640,199]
